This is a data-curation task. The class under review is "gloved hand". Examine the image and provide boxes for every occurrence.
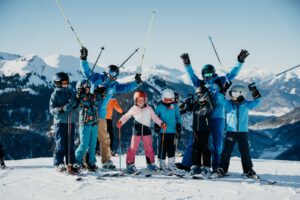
[176,123,182,133]
[80,47,88,60]
[161,122,167,131]
[135,73,142,84]
[237,49,249,63]
[248,82,261,99]
[116,121,122,129]
[94,85,107,97]
[180,53,191,66]
[154,123,161,133]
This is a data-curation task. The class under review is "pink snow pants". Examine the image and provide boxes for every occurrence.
[126,135,155,164]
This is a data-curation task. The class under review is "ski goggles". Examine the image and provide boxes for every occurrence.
[108,71,118,78]
[230,91,242,98]
[202,73,214,78]
[196,92,208,101]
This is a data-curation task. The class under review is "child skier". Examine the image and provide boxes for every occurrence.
[210,83,262,179]
[80,47,141,170]
[49,72,79,174]
[0,144,6,169]
[180,50,249,171]
[75,79,103,171]
[116,91,167,174]
[155,89,182,172]
[189,85,214,177]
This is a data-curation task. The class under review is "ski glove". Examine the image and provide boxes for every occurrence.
[248,82,261,99]
[154,123,161,133]
[116,121,122,129]
[176,123,181,133]
[135,73,142,84]
[80,47,88,60]
[237,49,249,63]
[161,122,167,131]
[180,53,191,66]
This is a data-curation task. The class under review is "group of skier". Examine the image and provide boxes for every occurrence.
[47,45,263,179]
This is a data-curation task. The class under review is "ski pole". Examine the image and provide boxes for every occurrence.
[137,10,156,74]
[67,112,72,169]
[255,64,300,85]
[160,128,165,162]
[208,35,222,66]
[118,127,122,171]
[91,45,105,73]
[54,0,84,47]
[119,48,140,69]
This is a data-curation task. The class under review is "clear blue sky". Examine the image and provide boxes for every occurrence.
[1,0,300,73]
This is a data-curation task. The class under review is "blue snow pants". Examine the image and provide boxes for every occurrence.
[75,125,98,165]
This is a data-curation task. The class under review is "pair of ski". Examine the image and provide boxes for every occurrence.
[208,172,277,185]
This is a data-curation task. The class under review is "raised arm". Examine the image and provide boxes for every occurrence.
[180,53,202,87]
[226,50,249,81]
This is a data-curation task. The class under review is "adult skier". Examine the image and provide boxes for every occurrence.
[180,50,249,171]
[80,47,141,170]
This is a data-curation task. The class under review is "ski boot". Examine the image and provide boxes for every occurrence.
[147,163,159,172]
[200,166,211,176]
[0,163,7,169]
[86,163,99,172]
[244,168,259,179]
[102,160,116,170]
[209,168,226,179]
[158,159,168,171]
[190,165,202,175]
[126,163,138,174]
[56,163,67,172]
[67,163,81,175]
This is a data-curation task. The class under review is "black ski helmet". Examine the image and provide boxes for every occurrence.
[201,64,216,80]
[106,65,119,79]
[52,72,69,88]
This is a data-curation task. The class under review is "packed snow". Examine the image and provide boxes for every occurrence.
[0,156,300,200]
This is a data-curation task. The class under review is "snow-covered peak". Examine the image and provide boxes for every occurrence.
[0,54,47,76]
[0,52,21,61]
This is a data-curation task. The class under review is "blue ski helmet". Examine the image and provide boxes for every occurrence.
[106,65,119,79]
[52,72,69,88]
[201,64,216,80]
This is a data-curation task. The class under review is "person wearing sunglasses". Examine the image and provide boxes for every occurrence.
[180,50,249,172]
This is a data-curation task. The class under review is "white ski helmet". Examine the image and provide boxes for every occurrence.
[161,89,175,103]
[229,84,247,98]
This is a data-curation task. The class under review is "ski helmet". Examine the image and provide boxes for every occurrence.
[106,65,119,79]
[76,79,91,91]
[161,89,175,103]
[52,72,69,88]
[201,64,216,80]
[229,84,247,98]
[133,91,147,104]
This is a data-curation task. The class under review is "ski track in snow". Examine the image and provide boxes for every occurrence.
[0,156,300,200]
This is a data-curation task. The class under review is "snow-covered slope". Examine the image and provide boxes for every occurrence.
[1,156,300,200]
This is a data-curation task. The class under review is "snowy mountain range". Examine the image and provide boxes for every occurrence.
[0,51,299,161]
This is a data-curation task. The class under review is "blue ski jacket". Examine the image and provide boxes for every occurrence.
[155,102,182,134]
[49,87,78,124]
[224,98,261,132]
[80,60,139,119]
[184,62,243,119]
